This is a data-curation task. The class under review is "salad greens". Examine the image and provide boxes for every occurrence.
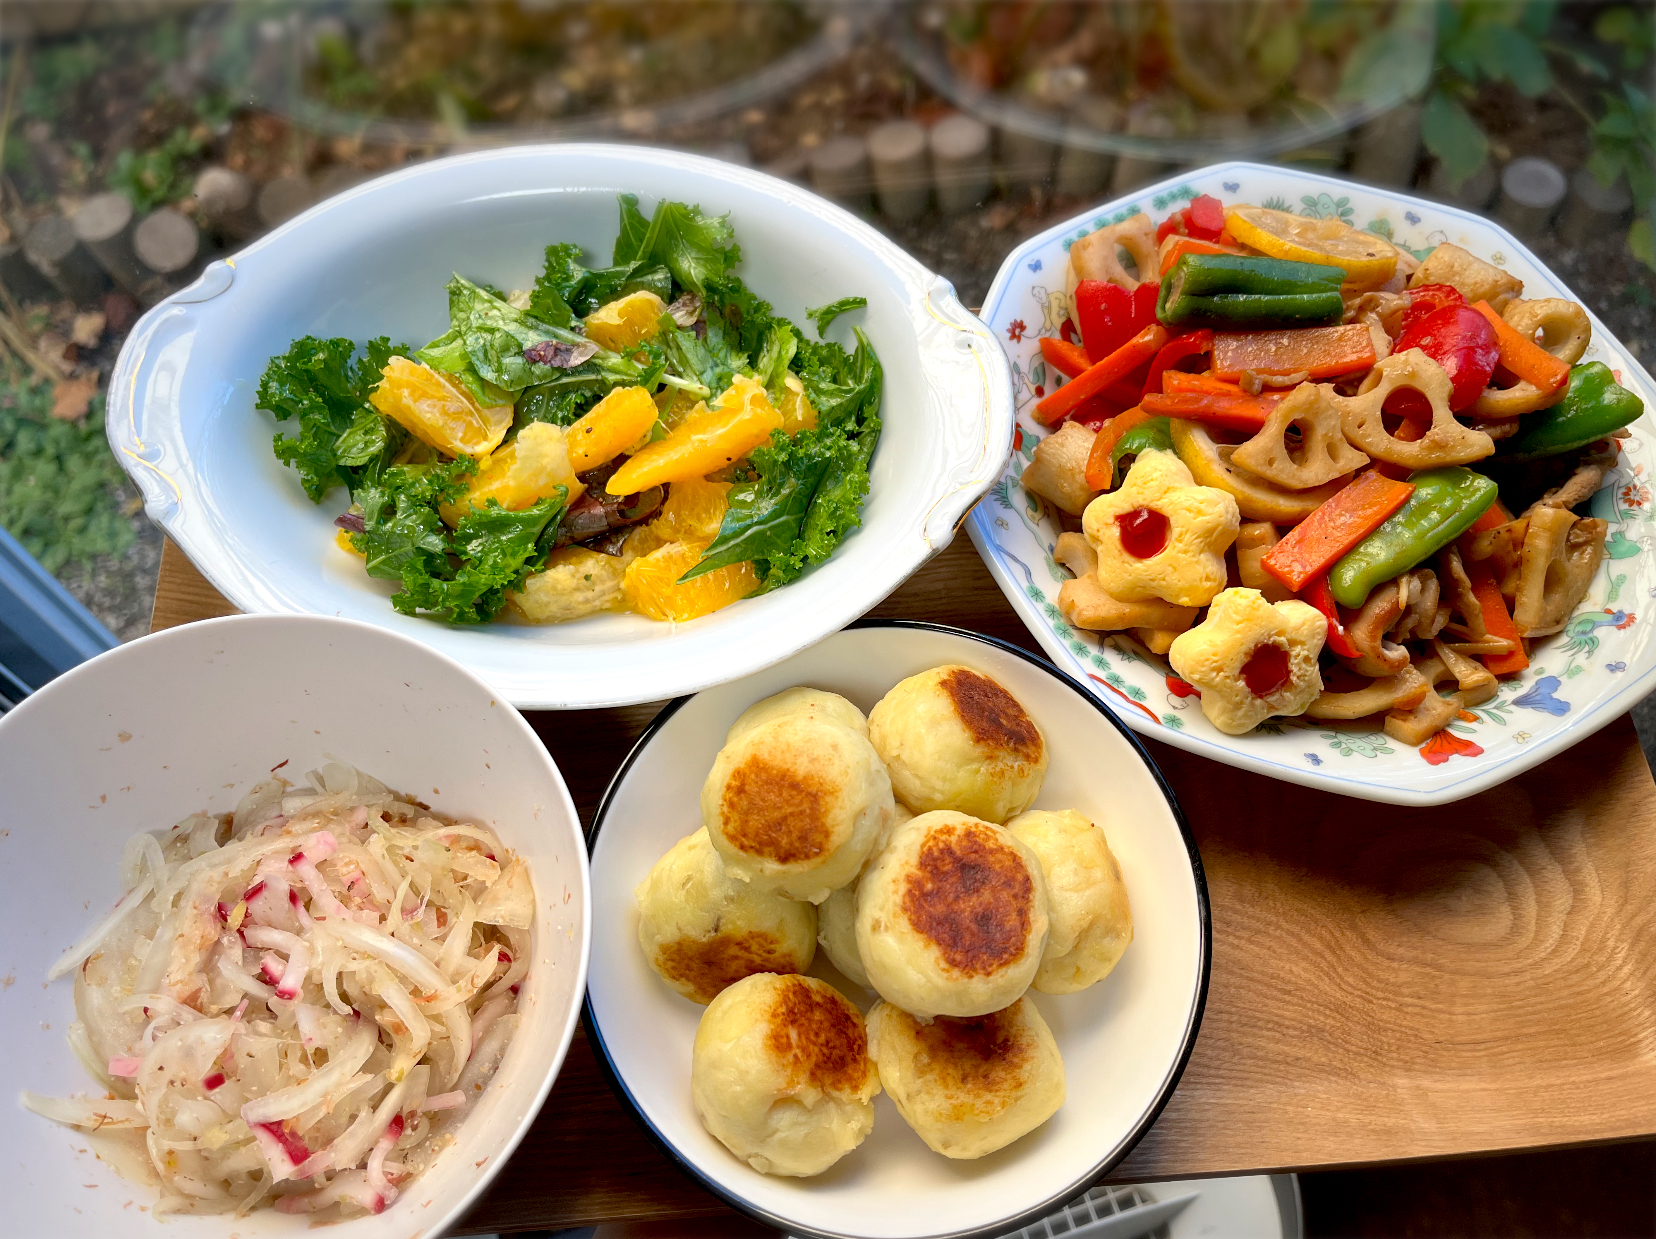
[255,193,882,624]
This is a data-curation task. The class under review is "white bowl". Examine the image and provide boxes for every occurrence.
[0,614,589,1238]
[107,144,1013,710]
[970,159,1656,805]
[585,622,1209,1239]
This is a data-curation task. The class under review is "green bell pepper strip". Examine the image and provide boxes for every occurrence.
[1109,417,1174,489]
[1158,254,1346,329]
[1328,466,1499,609]
[1495,362,1645,463]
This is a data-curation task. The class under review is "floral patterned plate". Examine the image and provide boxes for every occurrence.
[968,161,1656,805]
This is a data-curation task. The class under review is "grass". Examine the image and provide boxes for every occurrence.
[0,362,135,574]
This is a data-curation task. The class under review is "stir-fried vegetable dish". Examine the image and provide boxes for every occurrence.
[257,196,882,625]
[26,764,532,1219]
[1020,196,1644,742]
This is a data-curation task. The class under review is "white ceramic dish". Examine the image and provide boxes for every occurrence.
[585,622,1209,1239]
[0,614,589,1238]
[107,144,1013,710]
[970,159,1656,806]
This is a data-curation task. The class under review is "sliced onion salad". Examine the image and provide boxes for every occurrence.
[26,763,534,1219]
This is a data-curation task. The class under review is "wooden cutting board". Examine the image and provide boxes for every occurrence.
[149,537,1656,1234]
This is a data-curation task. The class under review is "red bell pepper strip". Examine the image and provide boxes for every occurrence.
[1211,324,1378,381]
[1185,194,1226,240]
[1067,401,1123,432]
[1156,208,1190,245]
[1075,279,1134,363]
[1465,558,1530,676]
[1036,325,1169,426]
[1261,470,1417,592]
[1083,406,1154,490]
[1472,300,1572,396]
[1388,304,1499,414]
[1131,281,1160,332]
[1140,389,1281,432]
[1401,283,1465,333]
[1302,574,1360,659]
[1102,373,1149,407]
[1158,234,1244,276]
[1039,335,1092,380]
[1142,329,1214,400]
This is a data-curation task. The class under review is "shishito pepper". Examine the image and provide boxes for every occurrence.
[1157,253,1345,329]
[1495,362,1645,462]
[1109,416,1174,488]
[1328,466,1499,609]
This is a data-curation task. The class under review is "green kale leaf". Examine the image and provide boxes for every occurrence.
[392,492,567,624]
[350,459,473,584]
[257,335,409,501]
[531,240,673,321]
[612,194,740,296]
[805,296,868,337]
[795,328,882,429]
[515,376,603,430]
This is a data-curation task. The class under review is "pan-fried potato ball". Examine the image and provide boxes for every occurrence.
[635,828,817,1005]
[691,973,880,1177]
[726,686,869,742]
[866,996,1064,1159]
[816,804,911,990]
[855,811,1049,1019]
[1006,810,1133,994]
[702,713,895,904]
[868,666,1048,822]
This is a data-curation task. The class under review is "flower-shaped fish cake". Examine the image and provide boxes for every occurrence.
[1082,450,1240,608]
[1169,588,1327,735]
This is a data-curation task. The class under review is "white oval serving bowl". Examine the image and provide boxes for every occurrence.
[0,614,589,1239]
[107,144,1014,710]
[970,159,1656,806]
[585,622,1209,1239]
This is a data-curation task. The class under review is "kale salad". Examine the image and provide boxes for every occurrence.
[255,195,882,625]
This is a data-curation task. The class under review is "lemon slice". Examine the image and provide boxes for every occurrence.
[1225,206,1399,287]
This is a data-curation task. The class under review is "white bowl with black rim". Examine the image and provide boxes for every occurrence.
[106,144,1012,710]
[583,621,1209,1239]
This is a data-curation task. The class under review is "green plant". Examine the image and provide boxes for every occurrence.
[18,39,105,121]
[1587,83,1656,268]
[1422,1,1556,187]
[0,365,135,574]
[1594,6,1654,72]
[107,125,202,212]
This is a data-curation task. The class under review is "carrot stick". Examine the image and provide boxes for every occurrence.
[1039,335,1092,380]
[1211,324,1378,380]
[1157,234,1243,276]
[1465,558,1530,676]
[1036,325,1168,426]
[1140,389,1280,432]
[1083,406,1153,490]
[1162,371,1246,397]
[1471,301,1571,394]
[1260,469,1416,592]
[1466,498,1513,535]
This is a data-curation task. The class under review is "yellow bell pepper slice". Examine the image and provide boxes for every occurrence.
[567,386,659,474]
[1224,206,1398,287]
[439,422,584,527]
[606,376,781,495]
[584,290,667,351]
[368,356,513,459]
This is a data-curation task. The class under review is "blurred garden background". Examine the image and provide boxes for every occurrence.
[0,0,1651,645]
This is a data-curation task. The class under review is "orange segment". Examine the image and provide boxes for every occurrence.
[622,540,759,621]
[335,528,365,558]
[777,373,817,435]
[606,376,782,494]
[438,422,584,526]
[629,477,732,555]
[584,290,667,351]
[369,356,513,458]
[567,386,659,474]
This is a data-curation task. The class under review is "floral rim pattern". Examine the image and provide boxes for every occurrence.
[969,161,1656,804]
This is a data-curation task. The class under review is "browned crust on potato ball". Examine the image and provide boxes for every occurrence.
[912,1006,1032,1112]
[654,932,806,1005]
[765,975,871,1093]
[901,823,1033,975]
[719,755,833,863]
[941,669,1043,760]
